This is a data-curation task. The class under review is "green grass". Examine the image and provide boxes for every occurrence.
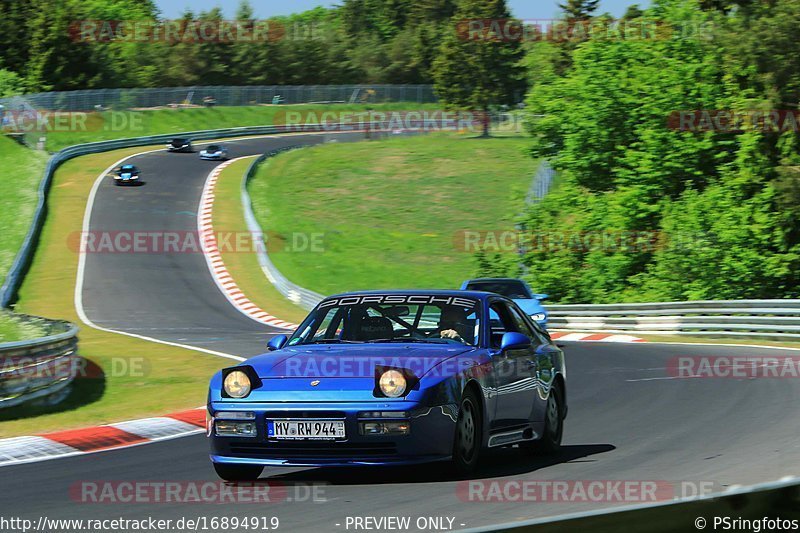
[0,137,47,285]
[0,311,47,343]
[248,133,537,295]
[2,146,229,437]
[43,103,442,152]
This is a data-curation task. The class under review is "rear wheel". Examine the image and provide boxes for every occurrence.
[213,463,263,482]
[523,385,563,455]
[451,388,482,474]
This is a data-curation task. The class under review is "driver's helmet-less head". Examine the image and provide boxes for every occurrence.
[439,306,468,329]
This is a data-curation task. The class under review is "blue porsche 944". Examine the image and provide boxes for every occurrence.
[207,290,567,480]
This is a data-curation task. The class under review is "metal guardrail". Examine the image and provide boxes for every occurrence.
[548,299,800,338]
[241,146,325,312]
[1,85,438,112]
[0,315,79,409]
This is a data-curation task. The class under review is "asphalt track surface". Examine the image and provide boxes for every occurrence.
[2,133,799,531]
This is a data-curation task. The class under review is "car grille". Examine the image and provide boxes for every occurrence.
[229,441,397,458]
[262,411,346,419]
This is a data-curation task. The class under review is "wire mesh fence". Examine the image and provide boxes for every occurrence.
[0,85,438,112]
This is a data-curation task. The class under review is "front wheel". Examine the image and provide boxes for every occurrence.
[451,389,482,475]
[523,385,563,455]
[213,463,263,482]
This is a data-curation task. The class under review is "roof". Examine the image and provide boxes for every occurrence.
[463,278,527,283]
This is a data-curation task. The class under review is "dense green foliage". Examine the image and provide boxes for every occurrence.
[0,0,471,91]
[519,0,800,303]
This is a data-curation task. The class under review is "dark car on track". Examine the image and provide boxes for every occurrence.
[207,290,567,481]
[112,164,141,185]
[461,278,549,328]
[166,138,192,152]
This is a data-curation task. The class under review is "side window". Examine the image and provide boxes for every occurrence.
[509,306,547,345]
[489,302,516,349]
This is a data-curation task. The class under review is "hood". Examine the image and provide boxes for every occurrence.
[248,343,475,379]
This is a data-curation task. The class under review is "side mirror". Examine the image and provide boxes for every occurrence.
[533,294,549,301]
[267,334,288,351]
[500,332,531,352]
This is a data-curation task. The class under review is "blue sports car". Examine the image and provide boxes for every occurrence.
[461,278,549,329]
[207,290,567,481]
[113,164,141,185]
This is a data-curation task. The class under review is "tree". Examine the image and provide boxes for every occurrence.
[622,4,645,19]
[0,69,26,96]
[557,0,600,21]
[431,0,525,137]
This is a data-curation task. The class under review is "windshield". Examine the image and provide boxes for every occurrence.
[206,145,221,152]
[120,165,135,172]
[171,139,187,146]
[466,280,531,299]
[289,295,481,346]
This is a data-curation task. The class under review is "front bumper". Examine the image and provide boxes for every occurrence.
[209,400,457,467]
[200,153,225,160]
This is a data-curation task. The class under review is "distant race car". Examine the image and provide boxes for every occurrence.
[199,144,228,160]
[461,278,549,328]
[207,290,566,481]
[166,138,192,152]
[113,164,140,185]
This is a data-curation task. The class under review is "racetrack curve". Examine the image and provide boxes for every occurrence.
[3,133,800,531]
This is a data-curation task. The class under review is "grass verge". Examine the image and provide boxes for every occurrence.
[213,157,309,324]
[2,146,229,438]
[248,133,537,295]
[0,137,47,286]
[0,311,47,343]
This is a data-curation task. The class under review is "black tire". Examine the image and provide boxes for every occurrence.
[524,384,563,455]
[213,463,263,482]
[451,388,482,475]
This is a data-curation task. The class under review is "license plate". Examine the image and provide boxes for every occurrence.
[267,420,346,440]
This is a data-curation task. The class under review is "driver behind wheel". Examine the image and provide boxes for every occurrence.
[435,306,471,342]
